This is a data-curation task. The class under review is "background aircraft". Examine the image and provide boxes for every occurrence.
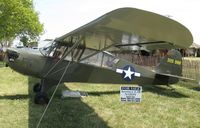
[5,8,193,104]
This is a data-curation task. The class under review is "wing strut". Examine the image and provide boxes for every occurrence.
[36,59,72,128]
[115,41,172,47]
[36,37,84,128]
[44,36,84,78]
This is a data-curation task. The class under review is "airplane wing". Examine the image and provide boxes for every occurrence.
[55,7,193,50]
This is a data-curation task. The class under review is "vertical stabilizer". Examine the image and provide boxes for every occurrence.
[156,49,182,76]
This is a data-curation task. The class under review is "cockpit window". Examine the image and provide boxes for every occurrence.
[39,41,84,61]
[39,41,118,69]
[39,41,57,56]
[80,50,118,69]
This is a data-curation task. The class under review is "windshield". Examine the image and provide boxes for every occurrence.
[39,41,57,56]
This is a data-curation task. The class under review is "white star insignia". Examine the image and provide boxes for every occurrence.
[116,66,141,81]
[123,67,134,79]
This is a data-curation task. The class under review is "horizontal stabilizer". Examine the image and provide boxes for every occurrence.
[156,72,200,85]
[156,72,195,81]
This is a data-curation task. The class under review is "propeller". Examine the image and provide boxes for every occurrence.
[6,48,19,62]
[0,47,19,67]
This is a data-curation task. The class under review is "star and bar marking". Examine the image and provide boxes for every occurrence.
[116,65,141,82]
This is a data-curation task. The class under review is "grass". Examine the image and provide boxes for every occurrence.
[0,66,200,128]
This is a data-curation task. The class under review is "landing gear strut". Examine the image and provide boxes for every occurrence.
[33,82,49,105]
[33,79,57,105]
[34,92,49,105]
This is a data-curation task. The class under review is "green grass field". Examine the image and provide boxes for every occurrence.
[0,66,200,128]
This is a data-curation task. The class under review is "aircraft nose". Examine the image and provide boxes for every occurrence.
[5,48,20,62]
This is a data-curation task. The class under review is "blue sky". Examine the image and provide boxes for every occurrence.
[34,0,200,44]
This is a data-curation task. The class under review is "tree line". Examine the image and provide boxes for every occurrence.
[0,0,43,47]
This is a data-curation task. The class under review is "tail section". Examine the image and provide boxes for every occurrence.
[156,49,182,76]
[155,49,182,84]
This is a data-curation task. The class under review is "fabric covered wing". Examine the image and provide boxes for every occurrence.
[55,7,193,50]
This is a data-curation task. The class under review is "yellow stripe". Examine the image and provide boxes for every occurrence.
[167,58,182,65]
[175,60,182,65]
[167,58,174,64]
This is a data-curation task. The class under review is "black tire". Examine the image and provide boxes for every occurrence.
[33,83,41,93]
[34,92,49,105]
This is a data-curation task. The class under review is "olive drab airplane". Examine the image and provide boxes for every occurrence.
[5,8,193,104]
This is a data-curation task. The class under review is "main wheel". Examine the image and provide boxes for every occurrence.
[33,83,41,93]
[34,92,49,105]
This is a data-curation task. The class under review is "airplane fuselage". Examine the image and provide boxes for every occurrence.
[6,48,175,86]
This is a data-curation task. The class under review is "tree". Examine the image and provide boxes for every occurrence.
[0,0,43,47]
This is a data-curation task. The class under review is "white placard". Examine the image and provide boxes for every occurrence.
[120,86,142,103]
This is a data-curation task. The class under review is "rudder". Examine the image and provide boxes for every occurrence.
[155,49,182,76]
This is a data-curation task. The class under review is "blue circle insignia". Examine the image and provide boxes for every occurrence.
[121,65,135,82]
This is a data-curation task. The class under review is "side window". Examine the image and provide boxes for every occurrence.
[80,49,117,69]
[101,52,117,68]
[48,45,67,59]
[53,46,66,59]
[63,47,85,62]
[80,49,100,65]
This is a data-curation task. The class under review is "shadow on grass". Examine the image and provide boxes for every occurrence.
[28,77,110,128]
[178,81,200,92]
[192,87,200,91]
[88,90,120,96]
[0,94,29,100]
[0,83,188,102]
[142,85,189,98]
[86,85,188,98]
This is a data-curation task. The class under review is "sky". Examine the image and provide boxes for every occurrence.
[34,0,200,45]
